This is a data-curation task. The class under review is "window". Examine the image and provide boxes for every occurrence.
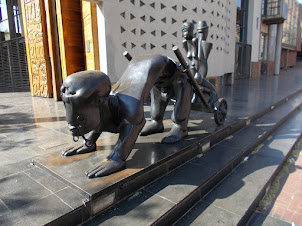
[236,0,248,43]
[262,0,266,16]
[0,0,9,41]
[282,0,299,47]
[260,33,268,61]
[0,0,23,41]
[237,0,242,8]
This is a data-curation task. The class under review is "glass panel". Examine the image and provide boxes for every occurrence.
[260,33,267,61]
[13,4,22,35]
[236,24,241,42]
[282,0,298,47]
[262,0,266,16]
[0,0,8,21]
[237,0,242,8]
[0,0,24,40]
[266,0,281,16]
[0,0,9,41]
[236,0,247,43]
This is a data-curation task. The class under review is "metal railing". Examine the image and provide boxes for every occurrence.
[0,37,30,91]
[262,0,281,17]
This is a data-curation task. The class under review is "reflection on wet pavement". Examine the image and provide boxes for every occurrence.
[0,67,302,170]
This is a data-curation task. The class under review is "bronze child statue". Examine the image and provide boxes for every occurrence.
[61,54,191,178]
[61,20,225,178]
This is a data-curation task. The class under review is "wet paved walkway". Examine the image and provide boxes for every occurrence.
[254,139,302,226]
[0,66,302,224]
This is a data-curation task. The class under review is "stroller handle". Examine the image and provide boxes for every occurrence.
[173,46,210,109]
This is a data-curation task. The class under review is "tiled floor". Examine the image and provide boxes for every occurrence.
[1,65,302,224]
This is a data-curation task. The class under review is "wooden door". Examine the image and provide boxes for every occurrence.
[21,0,53,97]
[56,0,85,81]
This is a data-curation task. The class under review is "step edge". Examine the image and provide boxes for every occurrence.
[38,89,302,226]
[152,103,302,226]
[238,132,302,226]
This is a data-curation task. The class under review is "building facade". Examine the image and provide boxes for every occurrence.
[249,0,302,77]
[1,0,300,99]
[96,0,237,83]
[281,0,302,68]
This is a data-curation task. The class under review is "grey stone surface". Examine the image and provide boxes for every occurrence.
[24,166,68,193]
[175,200,241,226]
[0,200,10,217]
[202,170,267,216]
[180,110,302,225]
[190,144,242,171]
[0,159,32,179]
[0,66,301,224]
[232,153,281,181]
[0,194,72,226]
[218,126,266,150]
[248,211,291,226]
[144,162,217,204]
[55,187,87,209]
[272,110,302,143]
[257,138,296,160]
[83,189,175,226]
[0,172,52,211]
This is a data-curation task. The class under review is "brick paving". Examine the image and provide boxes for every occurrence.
[266,141,302,225]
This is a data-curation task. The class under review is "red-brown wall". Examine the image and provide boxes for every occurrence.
[251,61,261,77]
[281,49,297,68]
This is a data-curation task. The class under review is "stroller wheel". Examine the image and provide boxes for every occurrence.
[214,98,227,125]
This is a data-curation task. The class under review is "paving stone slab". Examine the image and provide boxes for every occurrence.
[24,166,68,193]
[257,139,298,160]
[144,162,217,204]
[0,172,52,211]
[178,110,302,226]
[202,170,268,217]
[175,200,241,226]
[83,189,175,226]
[0,200,10,217]
[189,144,242,171]
[0,194,73,226]
[248,212,291,226]
[0,159,32,179]
[232,154,282,181]
[54,187,87,210]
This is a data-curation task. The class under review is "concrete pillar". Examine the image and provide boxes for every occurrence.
[274,23,283,75]
[6,0,16,39]
[268,25,277,61]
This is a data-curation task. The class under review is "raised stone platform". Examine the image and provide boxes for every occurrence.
[82,90,302,226]
[33,114,225,201]
[33,89,302,224]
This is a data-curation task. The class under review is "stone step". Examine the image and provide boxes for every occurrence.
[33,89,302,225]
[79,92,302,225]
[38,90,302,224]
[176,107,302,226]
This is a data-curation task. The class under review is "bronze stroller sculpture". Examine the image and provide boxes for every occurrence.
[179,21,227,126]
[61,21,227,178]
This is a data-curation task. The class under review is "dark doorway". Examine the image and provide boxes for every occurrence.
[235,0,251,79]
